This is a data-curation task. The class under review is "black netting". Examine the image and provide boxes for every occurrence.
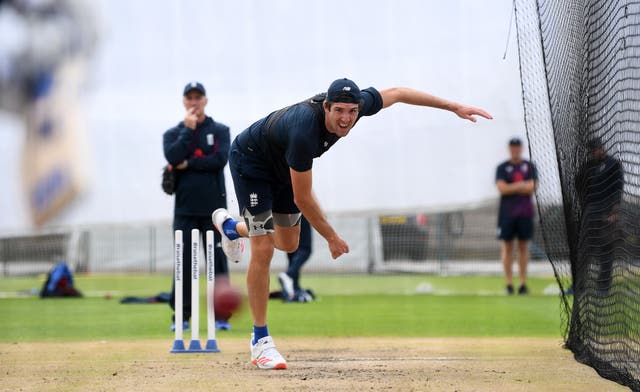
[515,0,640,390]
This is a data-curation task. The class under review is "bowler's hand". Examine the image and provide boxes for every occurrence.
[184,108,198,129]
[453,104,493,122]
[328,235,349,260]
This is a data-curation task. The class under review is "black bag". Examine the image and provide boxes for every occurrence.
[162,165,179,195]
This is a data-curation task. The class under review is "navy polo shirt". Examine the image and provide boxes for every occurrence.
[576,156,623,212]
[496,160,538,219]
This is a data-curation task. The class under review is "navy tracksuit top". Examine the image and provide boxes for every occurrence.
[163,116,229,216]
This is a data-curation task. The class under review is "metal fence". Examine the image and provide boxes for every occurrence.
[0,200,553,276]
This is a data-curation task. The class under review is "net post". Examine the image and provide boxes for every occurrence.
[204,230,220,352]
[187,229,203,351]
[170,230,186,353]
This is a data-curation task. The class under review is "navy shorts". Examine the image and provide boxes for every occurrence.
[229,142,300,235]
[498,216,533,241]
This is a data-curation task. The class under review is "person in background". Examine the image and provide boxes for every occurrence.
[279,216,315,302]
[163,82,232,331]
[495,137,538,295]
[572,138,623,295]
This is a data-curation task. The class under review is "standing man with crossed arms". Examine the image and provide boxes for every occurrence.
[495,137,538,295]
[212,78,492,369]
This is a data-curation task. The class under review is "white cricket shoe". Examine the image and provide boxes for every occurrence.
[211,208,244,263]
[278,272,295,300]
[251,334,287,370]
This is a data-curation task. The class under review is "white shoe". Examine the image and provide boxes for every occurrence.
[212,208,244,263]
[278,272,295,300]
[250,334,287,370]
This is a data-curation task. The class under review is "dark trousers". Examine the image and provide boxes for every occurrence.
[170,215,229,322]
[592,218,615,292]
[577,209,616,293]
[286,217,312,291]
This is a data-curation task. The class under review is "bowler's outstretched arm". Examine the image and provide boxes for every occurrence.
[380,87,493,122]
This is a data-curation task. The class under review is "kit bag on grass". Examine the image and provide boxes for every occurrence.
[40,262,82,298]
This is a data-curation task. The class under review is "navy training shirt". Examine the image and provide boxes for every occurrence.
[163,116,229,216]
[576,155,623,213]
[496,159,538,220]
[235,87,383,183]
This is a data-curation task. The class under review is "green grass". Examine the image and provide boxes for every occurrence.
[0,274,563,342]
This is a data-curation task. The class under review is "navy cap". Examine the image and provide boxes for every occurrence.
[326,78,362,104]
[183,81,206,96]
[508,137,523,146]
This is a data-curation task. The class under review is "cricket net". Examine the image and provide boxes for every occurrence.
[514,0,640,389]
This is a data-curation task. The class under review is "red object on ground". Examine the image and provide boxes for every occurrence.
[214,283,243,320]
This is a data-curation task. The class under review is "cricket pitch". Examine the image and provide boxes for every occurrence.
[1,337,625,391]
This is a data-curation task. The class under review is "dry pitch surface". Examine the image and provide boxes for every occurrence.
[1,337,625,391]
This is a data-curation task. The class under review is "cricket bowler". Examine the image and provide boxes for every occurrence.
[212,78,492,369]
